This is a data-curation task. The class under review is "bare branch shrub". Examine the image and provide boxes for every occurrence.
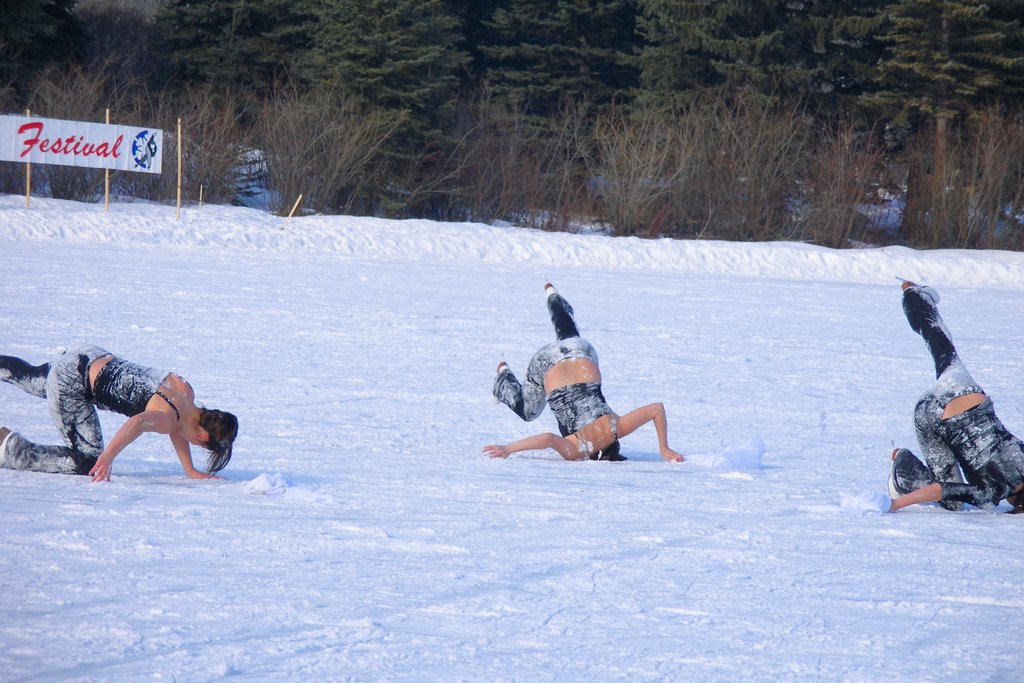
[795,122,886,248]
[587,104,681,237]
[590,94,814,241]
[257,89,395,215]
[903,109,1024,249]
[530,100,597,232]
[24,64,124,202]
[0,79,25,194]
[958,109,1024,249]
[448,93,548,224]
[655,101,718,238]
[114,87,253,204]
[449,95,596,230]
[694,94,812,241]
[373,128,480,220]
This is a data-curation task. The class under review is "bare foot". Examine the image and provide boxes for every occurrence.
[483,445,510,459]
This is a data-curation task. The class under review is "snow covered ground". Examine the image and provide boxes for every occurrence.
[1,194,1023,682]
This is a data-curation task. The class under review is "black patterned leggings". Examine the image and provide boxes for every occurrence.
[903,288,1024,509]
[0,346,108,475]
[491,289,620,461]
[492,290,585,429]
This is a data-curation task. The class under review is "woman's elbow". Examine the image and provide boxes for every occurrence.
[541,433,560,448]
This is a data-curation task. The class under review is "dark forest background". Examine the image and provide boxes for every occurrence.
[3,0,1024,249]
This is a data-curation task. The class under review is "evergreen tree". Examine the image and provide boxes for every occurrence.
[1,0,87,97]
[482,0,641,115]
[986,0,1024,104]
[445,0,504,87]
[77,1,167,85]
[796,1,887,106]
[873,0,1024,127]
[157,0,315,96]
[637,0,801,97]
[637,0,716,94]
[638,0,887,110]
[303,0,469,145]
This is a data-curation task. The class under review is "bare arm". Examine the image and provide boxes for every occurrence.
[89,410,177,482]
[483,432,585,461]
[616,403,684,462]
[169,431,218,479]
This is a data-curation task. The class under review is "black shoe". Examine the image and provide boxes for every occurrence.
[889,447,937,496]
[888,448,908,498]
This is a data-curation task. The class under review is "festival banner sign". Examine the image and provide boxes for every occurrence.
[0,115,163,174]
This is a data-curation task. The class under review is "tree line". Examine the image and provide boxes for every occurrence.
[3,0,1024,249]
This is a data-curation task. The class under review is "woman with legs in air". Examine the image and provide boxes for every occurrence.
[484,283,683,463]
[0,345,238,482]
[887,281,1024,513]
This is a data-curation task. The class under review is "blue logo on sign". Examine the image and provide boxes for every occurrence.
[132,130,158,170]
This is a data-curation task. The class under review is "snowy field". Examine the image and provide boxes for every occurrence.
[1,193,1023,682]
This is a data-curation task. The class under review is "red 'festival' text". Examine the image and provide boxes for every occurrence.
[17,122,123,160]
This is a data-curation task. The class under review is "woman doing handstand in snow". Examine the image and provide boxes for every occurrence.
[887,281,1024,513]
[484,284,683,462]
[0,345,238,482]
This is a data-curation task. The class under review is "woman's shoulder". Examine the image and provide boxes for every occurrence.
[163,374,196,400]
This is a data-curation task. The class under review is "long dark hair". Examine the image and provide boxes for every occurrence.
[1008,487,1024,514]
[595,439,626,461]
[199,408,238,473]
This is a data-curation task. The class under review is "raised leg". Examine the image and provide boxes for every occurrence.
[902,286,959,379]
[545,284,579,340]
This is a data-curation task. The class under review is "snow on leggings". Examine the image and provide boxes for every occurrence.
[493,290,595,434]
[903,287,1024,509]
[0,346,108,475]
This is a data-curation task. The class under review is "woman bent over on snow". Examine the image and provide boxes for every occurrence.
[887,282,1024,513]
[0,345,238,482]
[484,283,683,463]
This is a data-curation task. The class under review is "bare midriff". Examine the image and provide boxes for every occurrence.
[569,413,618,456]
[543,358,602,394]
[87,354,114,391]
[942,392,987,420]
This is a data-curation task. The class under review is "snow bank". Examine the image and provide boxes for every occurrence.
[3,194,1023,290]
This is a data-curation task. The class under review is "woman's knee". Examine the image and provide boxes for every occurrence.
[73,454,98,476]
